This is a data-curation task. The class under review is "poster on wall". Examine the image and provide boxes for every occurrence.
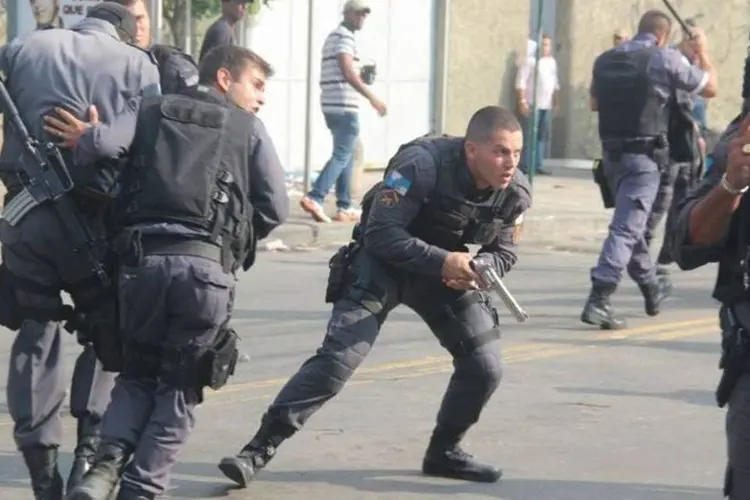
[27,0,102,29]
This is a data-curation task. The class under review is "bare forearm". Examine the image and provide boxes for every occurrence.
[689,185,741,245]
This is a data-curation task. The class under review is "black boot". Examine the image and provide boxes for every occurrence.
[21,446,63,500]
[66,441,133,500]
[217,416,295,488]
[639,274,672,317]
[581,281,627,330]
[67,416,102,495]
[422,426,502,483]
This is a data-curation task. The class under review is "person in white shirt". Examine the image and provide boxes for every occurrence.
[515,33,559,175]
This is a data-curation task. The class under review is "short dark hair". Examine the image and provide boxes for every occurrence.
[109,0,139,7]
[198,45,275,85]
[637,10,672,37]
[465,106,521,143]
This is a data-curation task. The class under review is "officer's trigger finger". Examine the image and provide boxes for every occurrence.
[88,105,100,124]
[740,113,750,137]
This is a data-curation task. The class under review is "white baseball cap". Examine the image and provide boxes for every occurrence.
[344,0,371,14]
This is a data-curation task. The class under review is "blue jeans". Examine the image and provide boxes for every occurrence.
[521,109,550,173]
[308,112,359,209]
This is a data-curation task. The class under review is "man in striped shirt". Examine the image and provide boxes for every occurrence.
[299,0,387,223]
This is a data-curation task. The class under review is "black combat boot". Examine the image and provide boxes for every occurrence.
[580,281,627,330]
[638,273,672,317]
[21,445,63,500]
[422,426,502,483]
[66,441,133,500]
[67,416,102,494]
[217,416,295,488]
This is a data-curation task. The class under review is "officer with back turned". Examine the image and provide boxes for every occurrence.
[583,9,717,330]
[0,4,159,498]
[67,44,289,500]
[217,106,531,487]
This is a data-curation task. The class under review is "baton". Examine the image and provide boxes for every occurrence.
[662,0,694,39]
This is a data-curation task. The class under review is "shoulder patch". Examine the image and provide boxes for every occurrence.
[384,171,412,196]
[378,189,401,207]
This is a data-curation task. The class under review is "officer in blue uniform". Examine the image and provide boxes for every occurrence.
[0,4,160,499]
[67,45,289,500]
[217,106,532,487]
[582,9,717,330]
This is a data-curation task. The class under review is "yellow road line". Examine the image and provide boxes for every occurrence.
[0,316,716,428]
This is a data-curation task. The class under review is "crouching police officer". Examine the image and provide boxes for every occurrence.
[217,106,531,486]
[67,45,289,500]
[583,9,717,329]
[0,4,159,498]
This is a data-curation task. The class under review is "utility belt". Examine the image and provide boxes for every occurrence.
[116,230,229,271]
[601,135,668,162]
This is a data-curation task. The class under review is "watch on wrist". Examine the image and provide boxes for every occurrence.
[721,173,749,195]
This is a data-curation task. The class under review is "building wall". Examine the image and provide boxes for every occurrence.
[443,0,532,135]
[444,0,747,158]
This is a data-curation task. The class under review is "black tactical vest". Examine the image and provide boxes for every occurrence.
[116,88,255,270]
[150,44,199,95]
[667,88,699,164]
[362,136,519,251]
[594,45,668,140]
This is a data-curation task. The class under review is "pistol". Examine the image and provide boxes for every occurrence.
[471,260,529,323]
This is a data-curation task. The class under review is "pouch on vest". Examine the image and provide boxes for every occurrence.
[0,263,22,331]
[200,326,239,390]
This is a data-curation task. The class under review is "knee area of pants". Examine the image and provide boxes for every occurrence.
[457,347,504,389]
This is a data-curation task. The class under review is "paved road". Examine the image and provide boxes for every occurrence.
[0,248,727,499]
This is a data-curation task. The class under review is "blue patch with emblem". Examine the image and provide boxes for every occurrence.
[384,171,412,196]
[704,155,714,175]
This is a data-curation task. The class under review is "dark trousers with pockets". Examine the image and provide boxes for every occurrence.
[265,248,504,438]
[590,152,661,286]
[101,254,235,496]
[0,204,115,450]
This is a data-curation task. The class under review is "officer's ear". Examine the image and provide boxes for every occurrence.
[215,67,233,93]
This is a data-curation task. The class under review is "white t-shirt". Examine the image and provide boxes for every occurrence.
[515,56,560,110]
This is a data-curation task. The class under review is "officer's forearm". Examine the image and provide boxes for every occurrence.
[477,247,518,279]
[363,227,449,277]
[695,51,718,98]
[688,185,741,245]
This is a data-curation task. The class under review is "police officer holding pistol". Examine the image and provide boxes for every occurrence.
[217,106,531,486]
[0,4,159,498]
[583,9,717,330]
[67,45,289,500]
[670,49,750,499]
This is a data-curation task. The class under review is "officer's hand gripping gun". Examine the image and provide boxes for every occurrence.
[0,74,110,287]
[471,259,529,323]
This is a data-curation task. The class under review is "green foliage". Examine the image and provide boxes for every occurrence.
[163,0,273,22]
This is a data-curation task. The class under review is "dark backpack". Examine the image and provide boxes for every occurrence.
[150,44,199,95]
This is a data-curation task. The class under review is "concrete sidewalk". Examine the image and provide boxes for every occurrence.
[0,167,647,256]
[264,167,627,255]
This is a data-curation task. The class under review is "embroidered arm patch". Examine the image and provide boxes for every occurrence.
[384,171,412,196]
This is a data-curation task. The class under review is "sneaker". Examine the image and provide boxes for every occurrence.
[299,196,331,223]
[332,207,362,222]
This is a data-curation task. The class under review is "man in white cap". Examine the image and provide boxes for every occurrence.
[298,0,388,224]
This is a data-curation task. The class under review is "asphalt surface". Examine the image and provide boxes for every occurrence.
[0,247,727,499]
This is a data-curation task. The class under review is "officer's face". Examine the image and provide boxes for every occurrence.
[127,0,151,48]
[467,128,524,190]
[220,64,268,113]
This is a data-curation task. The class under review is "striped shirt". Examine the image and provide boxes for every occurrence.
[320,24,360,114]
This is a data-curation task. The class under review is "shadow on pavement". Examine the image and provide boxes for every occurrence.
[168,464,719,499]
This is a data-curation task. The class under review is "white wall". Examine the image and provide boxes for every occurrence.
[246,0,436,174]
